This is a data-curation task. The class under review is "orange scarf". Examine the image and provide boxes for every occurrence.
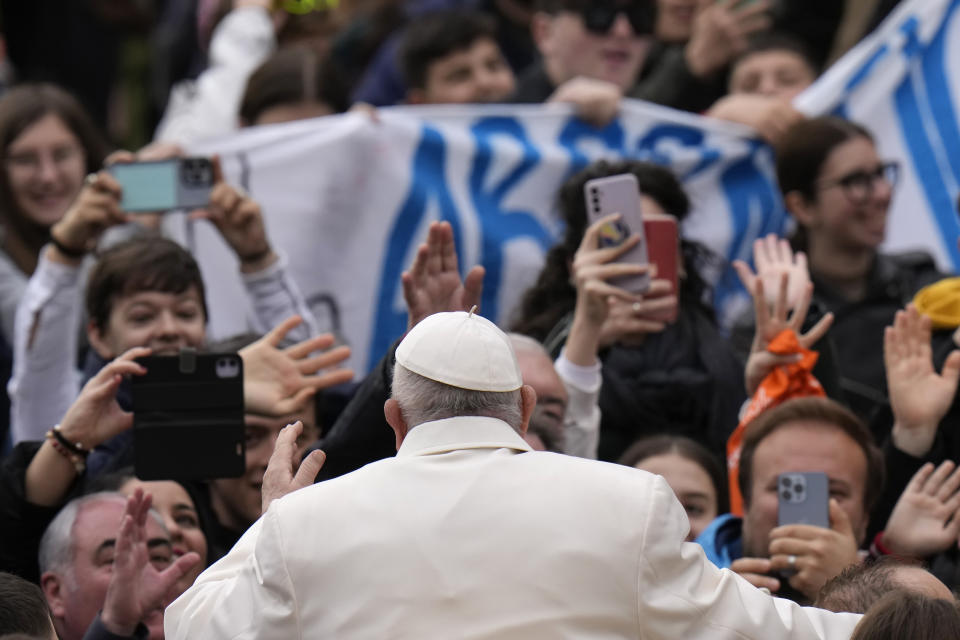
[726,329,825,516]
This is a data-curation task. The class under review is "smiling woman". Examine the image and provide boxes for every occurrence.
[0,83,108,343]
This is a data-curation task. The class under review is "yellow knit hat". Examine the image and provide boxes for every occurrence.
[913,277,960,329]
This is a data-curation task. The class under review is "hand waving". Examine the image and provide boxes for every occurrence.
[884,304,960,457]
[261,420,327,513]
[240,315,353,416]
[735,262,833,396]
[100,489,200,636]
[883,461,960,558]
[402,221,484,330]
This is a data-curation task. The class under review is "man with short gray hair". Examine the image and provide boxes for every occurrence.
[39,491,197,640]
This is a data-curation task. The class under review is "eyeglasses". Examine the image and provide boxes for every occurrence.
[5,144,83,176]
[578,2,656,36]
[818,161,900,205]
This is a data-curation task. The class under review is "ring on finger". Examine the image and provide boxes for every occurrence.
[632,301,643,313]
[84,172,98,186]
[787,554,797,570]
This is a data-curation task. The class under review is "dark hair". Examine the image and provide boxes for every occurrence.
[0,84,109,267]
[0,572,52,636]
[850,591,960,640]
[815,557,934,614]
[737,397,884,514]
[730,32,819,81]
[776,117,873,251]
[239,46,349,125]
[619,434,729,514]
[400,11,499,91]
[83,468,214,554]
[512,159,713,341]
[85,236,208,332]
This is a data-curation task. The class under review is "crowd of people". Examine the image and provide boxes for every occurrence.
[1,0,959,638]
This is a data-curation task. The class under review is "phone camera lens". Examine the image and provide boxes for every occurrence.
[781,477,792,488]
[781,490,792,501]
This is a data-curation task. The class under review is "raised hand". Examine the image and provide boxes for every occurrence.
[884,304,960,457]
[261,420,327,513]
[737,234,811,314]
[240,315,353,416]
[735,263,833,396]
[685,0,772,77]
[548,77,624,128]
[57,346,151,449]
[189,156,277,272]
[883,461,960,558]
[706,94,805,144]
[100,489,200,636]
[401,221,484,330]
[730,556,780,593]
[567,213,647,364]
[48,171,128,262]
[767,499,860,600]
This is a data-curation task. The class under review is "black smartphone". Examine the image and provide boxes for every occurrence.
[107,157,214,212]
[132,350,245,480]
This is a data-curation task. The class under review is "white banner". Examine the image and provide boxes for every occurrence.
[180,0,960,376]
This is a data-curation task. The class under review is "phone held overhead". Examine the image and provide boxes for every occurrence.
[107,157,215,212]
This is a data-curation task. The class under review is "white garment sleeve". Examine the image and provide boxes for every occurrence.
[7,249,83,444]
[554,348,601,460]
[636,475,862,639]
[240,254,318,342]
[153,7,276,146]
[165,504,301,640]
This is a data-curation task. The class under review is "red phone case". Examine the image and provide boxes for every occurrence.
[643,215,679,323]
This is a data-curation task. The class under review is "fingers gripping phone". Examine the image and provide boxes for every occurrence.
[584,174,651,294]
[132,350,245,480]
[107,158,215,212]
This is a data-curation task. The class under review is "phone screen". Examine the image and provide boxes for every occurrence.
[111,162,178,212]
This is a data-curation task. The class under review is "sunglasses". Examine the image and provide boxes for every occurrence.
[578,2,656,36]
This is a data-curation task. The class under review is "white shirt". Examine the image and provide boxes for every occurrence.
[166,416,860,640]
[154,6,275,146]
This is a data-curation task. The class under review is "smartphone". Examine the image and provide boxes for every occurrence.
[777,471,829,528]
[108,158,215,212]
[584,174,651,294]
[643,215,679,323]
[132,350,245,480]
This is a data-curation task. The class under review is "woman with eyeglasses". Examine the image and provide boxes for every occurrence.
[0,84,108,345]
[736,116,944,423]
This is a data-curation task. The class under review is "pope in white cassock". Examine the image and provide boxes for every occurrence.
[165,309,862,639]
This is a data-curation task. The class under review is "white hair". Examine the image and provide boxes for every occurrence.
[39,492,167,580]
[392,365,523,431]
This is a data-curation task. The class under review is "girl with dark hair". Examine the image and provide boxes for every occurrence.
[0,83,108,343]
[735,116,943,423]
[619,434,727,540]
[513,159,745,462]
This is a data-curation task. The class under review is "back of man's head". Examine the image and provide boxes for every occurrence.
[401,11,501,92]
[85,236,208,334]
[0,573,55,639]
[815,558,953,614]
[391,311,525,432]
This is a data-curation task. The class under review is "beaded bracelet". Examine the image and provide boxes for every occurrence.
[45,430,86,474]
[51,425,88,458]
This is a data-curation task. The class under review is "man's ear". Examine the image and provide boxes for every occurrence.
[40,572,66,620]
[384,398,408,451]
[518,384,537,436]
[784,190,816,228]
[86,320,115,361]
[530,12,554,53]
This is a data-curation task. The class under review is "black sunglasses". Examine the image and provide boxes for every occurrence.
[579,2,656,36]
